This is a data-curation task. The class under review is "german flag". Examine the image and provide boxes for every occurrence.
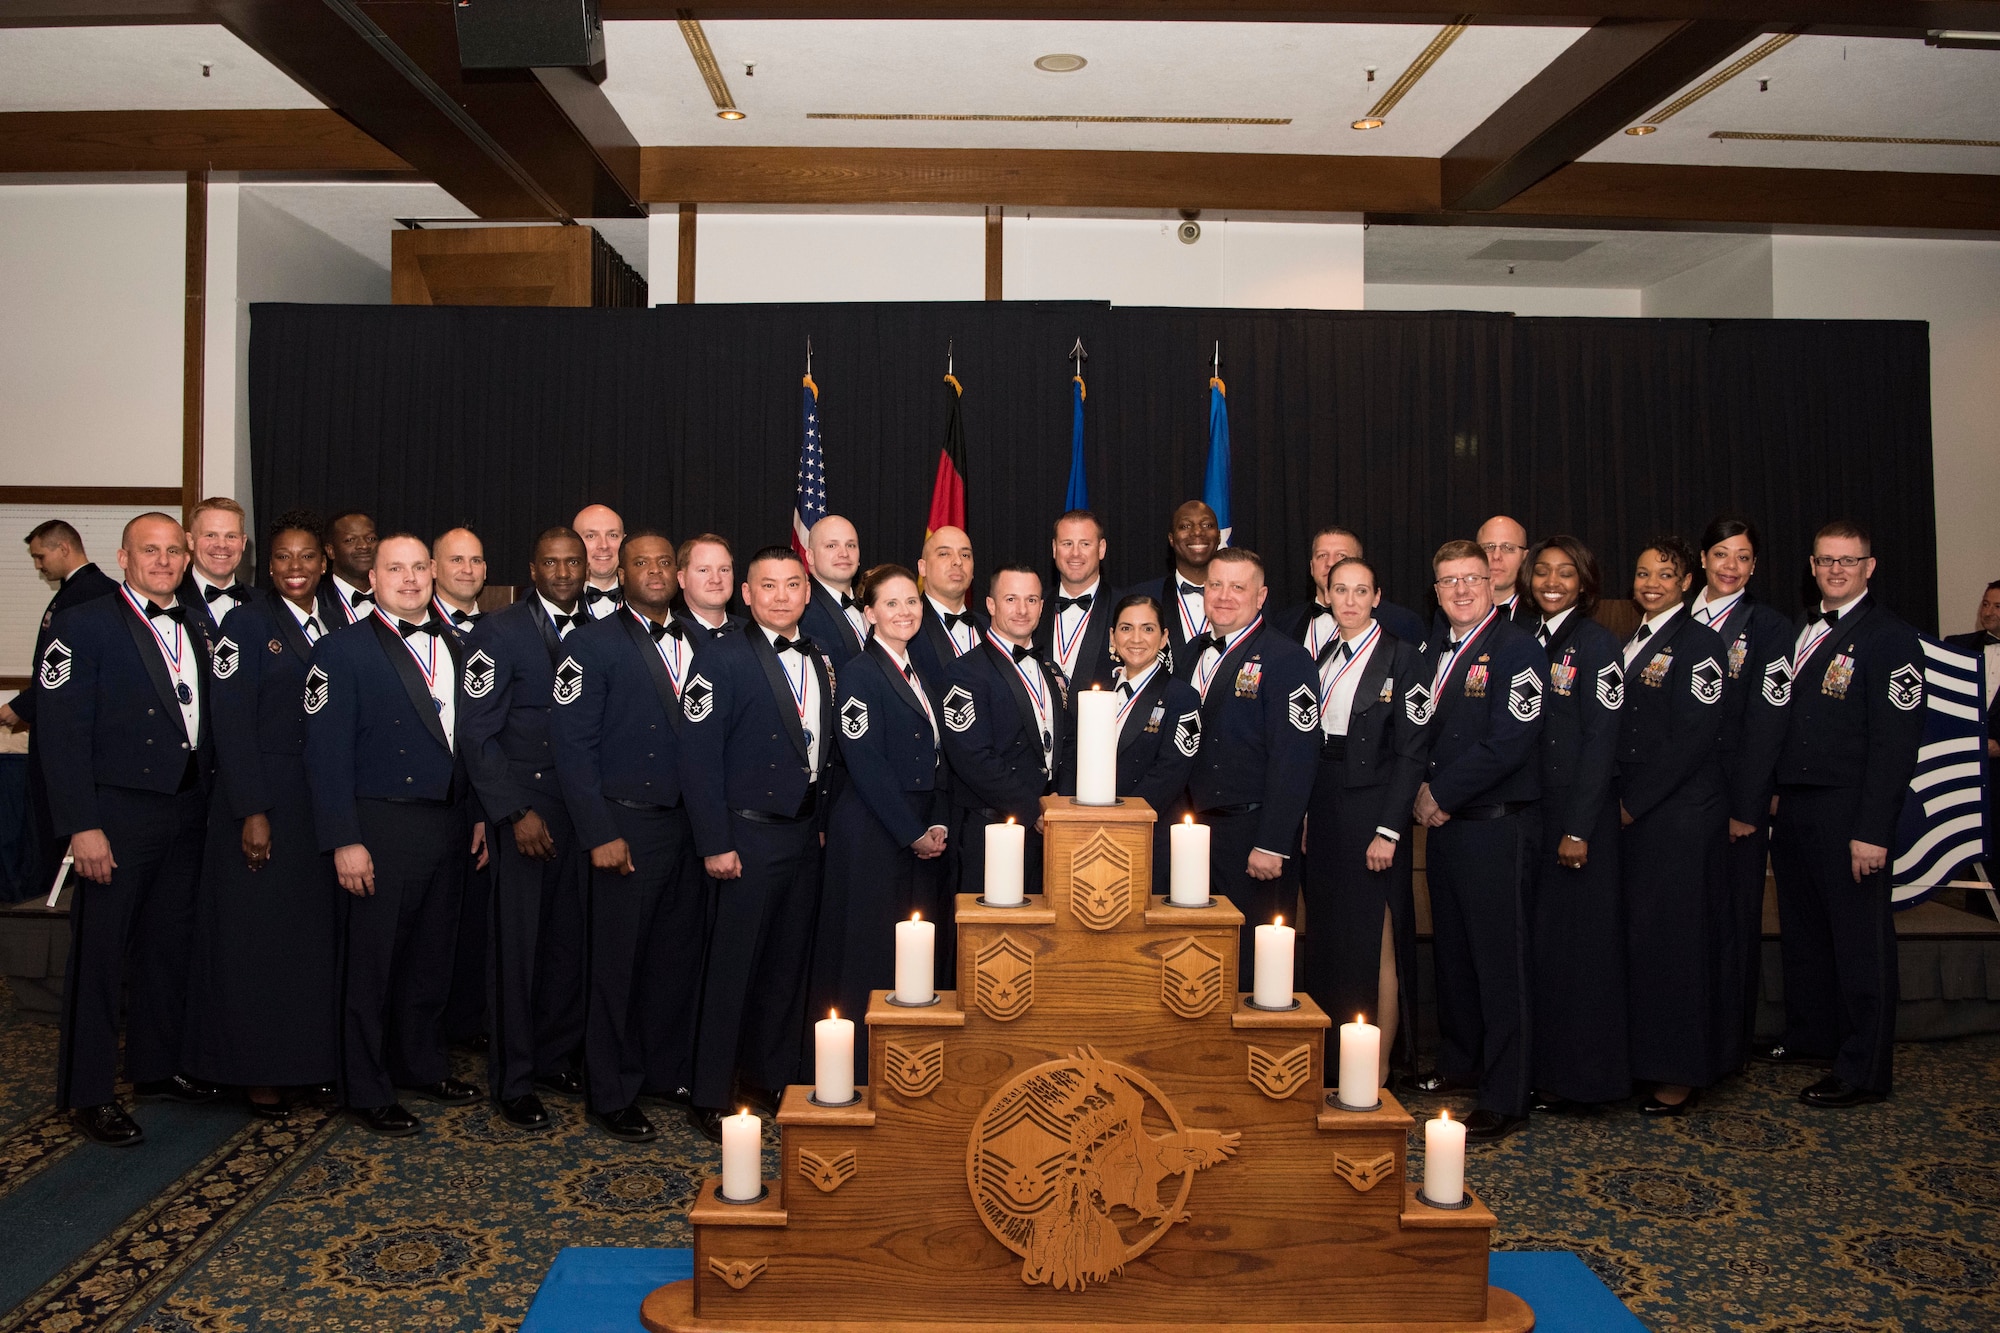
[926,373,967,540]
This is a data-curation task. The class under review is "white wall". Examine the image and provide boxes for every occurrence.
[671,210,986,304]
[0,184,185,486]
[1640,238,1773,318]
[1772,236,2000,629]
[1005,215,1363,309]
[1364,282,1641,317]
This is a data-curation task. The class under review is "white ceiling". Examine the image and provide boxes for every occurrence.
[1583,35,2000,175]
[600,20,1587,156]
[0,24,322,112]
[1365,224,1764,288]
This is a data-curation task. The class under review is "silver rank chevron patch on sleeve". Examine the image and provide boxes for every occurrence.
[1760,657,1792,708]
[941,685,975,733]
[552,657,584,707]
[210,636,239,680]
[681,671,714,722]
[1689,656,1724,706]
[1595,662,1624,711]
[840,697,868,739]
[1405,681,1434,725]
[1287,683,1318,732]
[1887,662,1924,711]
[1507,668,1542,722]
[463,650,496,699]
[1173,709,1201,757]
[38,639,72,690]
[302,665,329,714]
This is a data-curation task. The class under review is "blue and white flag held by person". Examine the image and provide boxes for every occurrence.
[1892,635,1988,905]
[1204,362,1232,547]
[791,360,826,562]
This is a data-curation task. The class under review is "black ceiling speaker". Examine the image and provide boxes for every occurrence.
[455,0,604,70]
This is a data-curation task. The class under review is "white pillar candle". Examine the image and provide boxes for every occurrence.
[983,820,1025,906]
[1074,687,1119,806]
[815,1010,854,1104]
[1169,816,1210,906]
[1252,917,1295,1009]
[894,914,936,1004]
[1338,1014,1381,1109]
[721,1108,762,1201]
[1425,1109,1467,1207]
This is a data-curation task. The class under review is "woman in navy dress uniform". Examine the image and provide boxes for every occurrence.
[1057,594,1202,871]
[811,565,949,1071]
[1616,537,1730,1114]
[1523,537,1630,1112]
[1688,516,1795,1073]
[185,512,339,1116]
[1296,560,1430,1084]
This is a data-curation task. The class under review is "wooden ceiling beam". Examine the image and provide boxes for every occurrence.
[1441,18,1760,211]
[638,144,2000,231]
[0,108,411,172]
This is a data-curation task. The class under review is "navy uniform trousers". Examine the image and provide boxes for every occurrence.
[58,781,207,1109]
[692,810,821,1109]
[1300,767,1418,1060]
[338,798,469,1107]
[1769,785,1898,1095]
[588,801,707,1111]
[1426,809,1538,1119]
[487,806,586,1099]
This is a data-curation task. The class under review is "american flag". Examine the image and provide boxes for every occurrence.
[791,372,825,561]
[1892,636,1989,904]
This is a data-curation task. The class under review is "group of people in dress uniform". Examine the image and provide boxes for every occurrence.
[4,494,1943,1148]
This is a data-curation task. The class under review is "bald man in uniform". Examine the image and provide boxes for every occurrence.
[574,505,626,620]
[1477,516,1534,626]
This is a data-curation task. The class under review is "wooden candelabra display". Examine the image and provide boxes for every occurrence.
[642,797,1533,1333]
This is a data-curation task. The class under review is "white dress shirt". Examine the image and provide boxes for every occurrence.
[819,580,865,641]
[388,613,454,751]
[990,632,1057,774]
[1174,578,1210,643]
[1318,621,1380,739]
[126,585,201,743]
[191,568,248,621]
[764,624,823,779]
[1192,619,1259,700]
[1624,603,1684,670]
[1690,586,1746,631]
[537,592,583,639]
[928,595,979,656]
[1303,603,1338,661]
[331,576,372,625]
[1537,606,1575,644]
[283,596,324,644]
[882,641,938,743]
[583,578,621,620]
[1051,578,1100,681]
[1794,593,1865,668]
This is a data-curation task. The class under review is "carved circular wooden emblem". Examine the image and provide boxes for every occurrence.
[966,1046,1239,1291]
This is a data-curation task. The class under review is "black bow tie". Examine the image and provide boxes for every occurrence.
[838,591,856,611]
[398,618,444,639]
[451,609,481,627]
[1179,580,1205,598]
[1008,642,1035,663]
[1188,633,1223,659]
[1057,593,1093,613]
[348,589,374,607]
[203,582,249,604]
[551,612,582,634]
[647,618,688,643]
[939,609,976,631]
[1809,606,1840,627]
[302,615,323,638]
[583,585,620,604]
[1317,637,1350,668]
[145,601,186,623]
[772,634,813,655]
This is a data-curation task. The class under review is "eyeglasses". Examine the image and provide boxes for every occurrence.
[1811,556,1868,570]
[1435,574,1491,589]
[1479,542,1523,557]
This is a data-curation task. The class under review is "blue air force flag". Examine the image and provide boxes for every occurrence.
[1204,375,1232,546]
[1891,636,1988,906]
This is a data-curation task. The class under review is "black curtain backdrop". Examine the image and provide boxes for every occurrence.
[249,301,1937,630]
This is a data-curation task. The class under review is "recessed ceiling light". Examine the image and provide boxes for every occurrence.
[717,109,746,120]
[1625,124,1657,135]
[1034,53,1087,73]
[1351,118,1384,131]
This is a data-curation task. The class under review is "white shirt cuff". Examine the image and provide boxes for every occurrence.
[1374,827,1401,842]
[1251,847,1288,860]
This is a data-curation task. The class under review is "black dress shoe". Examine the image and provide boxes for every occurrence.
[533,1070,584,1098]
[1750,1041,1826,1066]
[688,1106,725,1144]
[350,1103,421,1137]
[1396,1070,1478,1096]
[301,1082,338,1105]
[592,1104,659,1143]
[1799,1076,1886,1109]
[247,1097,294,1121]
[1640,1088,1701,1117]
[401,1078,480,1106]
[72,1103,144,1146]
[647,1085,696,1112]
[1462,1110,1529,1143]
[134,1074,222,1103]
[499,1094,552,1131]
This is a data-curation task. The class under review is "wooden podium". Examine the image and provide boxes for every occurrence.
[642,797,1532,1332]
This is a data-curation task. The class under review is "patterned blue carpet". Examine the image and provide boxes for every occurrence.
[0,981,1995,1332]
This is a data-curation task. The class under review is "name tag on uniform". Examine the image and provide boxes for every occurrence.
[1235,661,1262,699]
[1550,657,1576,696]
[1463,664,1488,698]
[1823,652,1855,699]
[1145,703,1164,733]
[1641,651,1672,689]
[1727,635,1749,679]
